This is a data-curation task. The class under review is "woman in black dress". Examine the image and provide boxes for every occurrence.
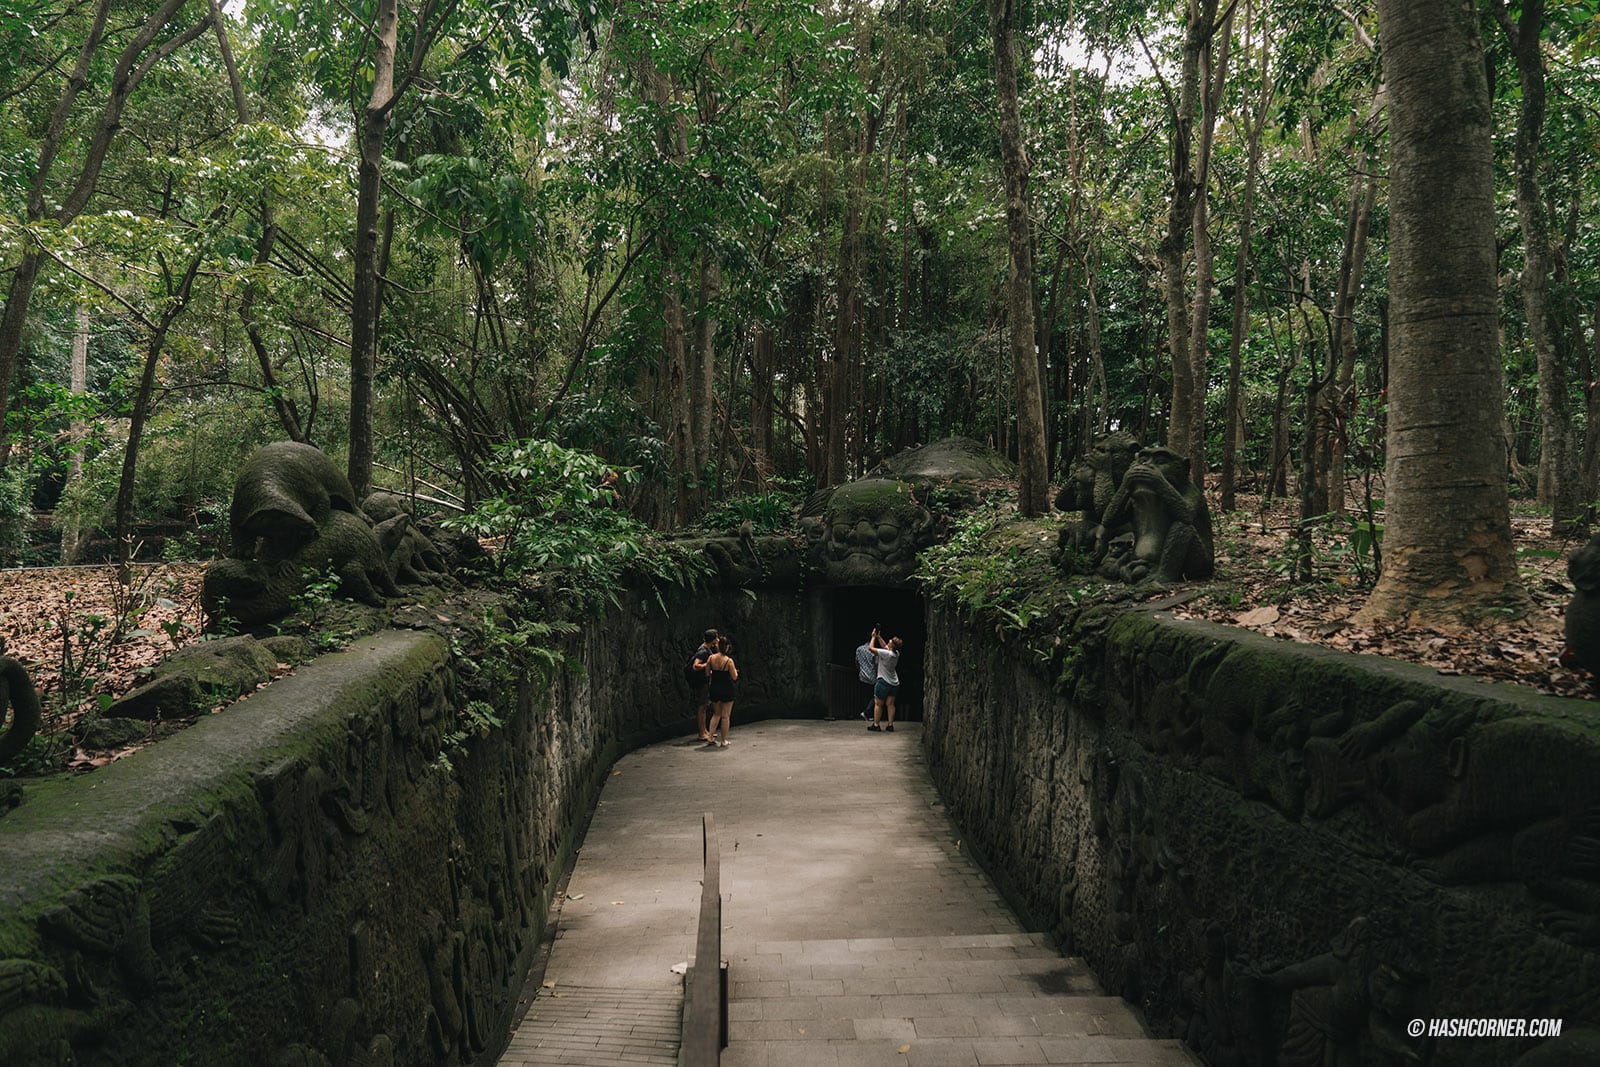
[706,636,738,748]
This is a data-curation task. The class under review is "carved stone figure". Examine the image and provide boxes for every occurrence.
[1250,914,1425,1067]
[1562,533,1600,673]
[1055,431,1140,567]
[1304,700,1600,934]
[0,647,42,768]
[799,478,936,585]
[203,510,399,629]
[1097,446,1215,585]
[229,441,363,561]
[795,438,1011,585]
[202,444,471,628]
[362,491,454,587]
[0,957,94,1063]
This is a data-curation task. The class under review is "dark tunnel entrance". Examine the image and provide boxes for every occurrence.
[823,585,927,721]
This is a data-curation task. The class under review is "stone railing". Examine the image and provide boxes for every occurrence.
[922,604,1600,1065]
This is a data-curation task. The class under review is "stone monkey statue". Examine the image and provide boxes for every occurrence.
[1056,432,1140,569]
[0,644,42,767]
[1098,446,1215,585]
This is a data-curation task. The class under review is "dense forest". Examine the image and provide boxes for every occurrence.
[1,0,1598,623]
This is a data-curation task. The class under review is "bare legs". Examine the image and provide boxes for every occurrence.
[696,699,711,742]
[710,700,733,746]
[870,693,897,731]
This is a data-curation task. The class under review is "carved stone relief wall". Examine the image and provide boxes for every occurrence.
[924,609,1600,1066]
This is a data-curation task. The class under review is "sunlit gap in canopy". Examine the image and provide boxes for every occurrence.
[1031,20,1165,90]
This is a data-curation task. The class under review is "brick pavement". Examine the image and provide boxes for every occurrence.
[499,720,1194,1067]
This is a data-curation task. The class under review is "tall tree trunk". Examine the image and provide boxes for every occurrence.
[829,102,880,488]
[1358,0,1529,626]
[1583,300,1600,497]
[115,252,205,578]
[1155,0,1216,459]
[633,59,695,517]
[662,249,693,520]
[989,0,1049,516]
[693,251,719,478]
[212,0,307,444]
[1084,243,1109,451]
[1183,1,1233,484]
[1327,161,1379,516]
[1493,0,1582,535]
[1219,17,1268,511]
[1221,9,1270,513]
[60,306,91,564]
[750,326,775,479]
[347,0,400,500]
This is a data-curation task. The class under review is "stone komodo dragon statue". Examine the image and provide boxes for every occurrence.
[202,442,454,630]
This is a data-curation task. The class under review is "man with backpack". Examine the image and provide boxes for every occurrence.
[687,628,719,741]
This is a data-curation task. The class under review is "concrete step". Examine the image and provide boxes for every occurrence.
[501,985,679,1066]
[719,1034,1197,1065]
[724,934,1200,1066]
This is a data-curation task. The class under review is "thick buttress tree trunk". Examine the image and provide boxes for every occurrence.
[1357,0,1530,626]
[989,0,1050,516]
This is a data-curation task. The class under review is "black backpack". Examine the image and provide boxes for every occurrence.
[684,647,708,685]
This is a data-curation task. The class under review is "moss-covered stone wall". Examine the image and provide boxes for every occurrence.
[0,576,820,1067]
[923,604,1600,1065]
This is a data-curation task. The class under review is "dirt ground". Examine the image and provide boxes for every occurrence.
[1173,491,1591,701]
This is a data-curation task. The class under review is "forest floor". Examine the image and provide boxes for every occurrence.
[0,486,1593,775]
[1174,490,1592,700]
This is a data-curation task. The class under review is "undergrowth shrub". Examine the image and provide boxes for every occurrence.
[447,438,709,615]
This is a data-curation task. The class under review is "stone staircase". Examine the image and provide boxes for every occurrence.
[722,931,1198,1066]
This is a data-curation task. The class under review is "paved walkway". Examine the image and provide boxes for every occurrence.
[499,720,1195,1066]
